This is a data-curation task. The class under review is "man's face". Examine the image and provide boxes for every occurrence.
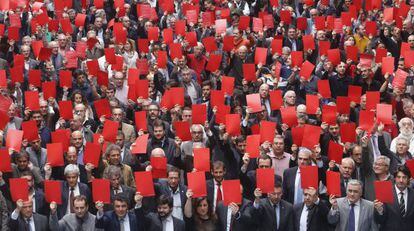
[32,113,43,127]
[400,120,413,136]
[237,48,247,60]
[258,159,271,169]
[112,109,123,122]
[70,118,82,131]
[340,161,354,179]
[21,201,34,218]
[66,173,79,188]
[16,157,29,170]
[66,151,78,164]
[287,29,296,39]
[396,139,409,155]
[259,85,269,99]
[71,133,83,149]
[373,159,389,175]
[298,152,311,167]
[182,110,192,122]
[236,140,246,153]
[115,135,125,148]
[346,184,362,204]
[395,172,409,191]
[74,200,88,218]
[114,200,128,217]
[337,63,346,75]
[329,124,340,137]
[58,36,67,48]
[153,126,165,140]
[148,105,159,119]
[182,72,192,83]
[351,147,362,164]
[272,138,284,154]
[285,93,296,106]
[303,188,318,207]
[268,187,283,204]
[202,85,211,99]
[157,204,172,219]
[8,105,16,117]
[108,150,121,165]
[191,126,203,142]
[39,102,48,115]
[30,139,41,151]
[113,74,124,88]
[212,166,225,182]
[110,175,121,189]
[167,172,180,190]
[22,48,31,58]
[105,88,115,98]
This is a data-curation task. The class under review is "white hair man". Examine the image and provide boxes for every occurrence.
[390,117,414,154]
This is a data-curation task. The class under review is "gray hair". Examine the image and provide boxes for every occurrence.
[375,156,390,167]
[341,157,355,168]
[105,144,122,158]
[298,147,312,156]
[64,164,80,176]
[103,165,123,183]
[398,117,413,129]
[347,179,363,189]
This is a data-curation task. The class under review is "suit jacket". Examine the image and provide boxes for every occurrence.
[282,38,304,52]
[104,185,136,211]
[135,207,185,231]
[49,212,96,231]
[282,167,301,204]
[156,180,187,213]
[374,186,414,231]
[251,198,294,231]
[57,181,91,219]
[216,199,255,231]
[8,213,49,231]
[95,210,144,231]
[293,201,330,231]
[121,146,137,168]
[26,147,47,172]
[327,197,378,231]
[245,170,282,201]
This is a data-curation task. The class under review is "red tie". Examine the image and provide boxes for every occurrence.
[216,182,222,204]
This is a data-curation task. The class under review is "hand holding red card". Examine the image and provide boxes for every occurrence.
[135,171,155,196]
[256,168,275,193]
[187,171,207,197]
[47,143,64,167]
[193,148,210,172]
[92,179,111,204]
[374,181,394,203]
[326,171,341,197]
[83,142,102,166]
[222,180,242,206]
[300,166,318,189]
[44,180,62,204]
[10,178,29,202]
[328,141,343,163]
[131,134,149,154]
[246,135,260,158]
[0,149,12,172]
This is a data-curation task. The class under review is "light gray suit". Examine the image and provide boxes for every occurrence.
[327,197,378,231]
[49,212,96,231]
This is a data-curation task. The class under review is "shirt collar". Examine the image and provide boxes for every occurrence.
[395,185,408,195]
[347,199,360,207]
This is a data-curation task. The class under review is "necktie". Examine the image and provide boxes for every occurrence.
[399,192,406,217]
[306,205,313,230]
[26,218,31,231]
[119,217,125,231]
[273,203,278,231]
[347,204,355,231]
[76,217,83,231]
[70,187,75,213]
[216,182,222,205]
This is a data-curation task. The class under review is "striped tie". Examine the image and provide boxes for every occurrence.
[399,192,406,217]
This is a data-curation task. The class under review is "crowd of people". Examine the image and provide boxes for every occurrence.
[1,0,414,230]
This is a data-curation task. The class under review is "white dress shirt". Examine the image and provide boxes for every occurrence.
[66,184,80,215]
[213,180,223,211]
[171,187,183,220]
[162,215,174,231]
[294,169,304,204]
[299,206,309,231]
[120,214,131,231]
[348,200,360,231]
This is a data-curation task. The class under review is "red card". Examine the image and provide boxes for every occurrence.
[247,94,262,113]
[8,27,20,40]
[0,149,12,172]
[242,63,256,81]
[246,135,260,158]
[383,8,394,22]
[359,110,375,131]
[46,143,64,167]
[0,70,6,88]
[271,39,283,55]
[28,69,41,87]
[314,16,325,30]
[280,10,291,24]
[238,16,250,30]
[280,107,297,127]
[210,90,225,108]
[58,101,73,120]
[113,23,127,44]
[151,157,167,178]
[327,49,340,66]
[60,19,73,34]
[25,91,40,111]
[326,171,341,197]
[341,12,351,26]
[22,120,38,142]
[300,166,318,189]
[222,180,242,206]
[322,105,337,125]
[83,142,101,166]
[206,54,222,72]
[406,160,414,177]
[137,39,149,53]
[131,134,149,154]
[31,41,43,60]
[296,17,308,30]
[221,76,234,96]
[291,127,304,146]
[306,94,319,114]
[147,27,159,42]
[365,21,377,36]
[263,14,274,28]
[135,79,149,99]
[375,48,387,63]
[134,111,147,132]
[345,46,358,62]
[225,114,241,136]
[75,41,87,58]
[302,125,321,149]
[299,61,315,80]
[44,180,62,204]
[102,120,119,142]
[366,91,380,111]
[381,57,394,75]
[192,104,207,125]
[256,168,275,193]
[43,81,56,99]
[252,17,263,32]
[51,130,71,151]
[319,41,330,56]
[302,35,315,51]
[290,51,303,68]
[215,19,227,34]
[187,171,207,197]
[135,171,155,196]
[202,37,218,53]
[260,121,276,143]
[75,13,86,27]
[174,121,191,141]
[376,104,393,125]
[202,12,214,27]
[317,80,331,98]
[328,141,343,163]
[374,181,394,203]
[336,96,350,115]
[223,36,234,52]
[10,178,29,202]
[162,28,173,44]
[393,69,408,89]
[347,85,362,103]
[193,148,210,172]
[92,179,110,204]
[157,50,167,68]
[255,47,267,65]
[94,99,111,118]
[340,122,356,143]
[104,48,116,64]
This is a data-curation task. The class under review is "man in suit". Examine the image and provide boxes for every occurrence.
[8,199,49,231]
[350,145,365,184]
[327,179,378,231]
[293,187,329,231]
[390,117,414,154]
[112,107,136,144]
[135,193,185,231]
[207,160,227,212]
[156,167,187,220]
[20,171,48,215]
[102,144,135,188]
[115,131,137,169]
[96,194,144,231]
[49,195,96,231]
[57,164,91,219]
[11,151,44,187]
[374,165,414,231]
[252,181,294,231]
[328,158,356,197]
[283,26,304,52]
[25,136,47,176]
[103,165,135,211]
[4,103,22,137]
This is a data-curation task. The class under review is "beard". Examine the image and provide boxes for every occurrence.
[400,128,413,137]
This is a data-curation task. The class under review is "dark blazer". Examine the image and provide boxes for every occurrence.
[95,210,144,231]
[57,181,91,219]
[33,189,48,215]
[374,186,414,231]
[282,167,300,204]
[245,170,282,201]
[156,180,187,212]
[216,199,255,231]
[293,201,330,231]
[8,213,49,231]
[104,185,136,211]
[282,38,304,52]
[136,207,185,231]
[252,198,294,231]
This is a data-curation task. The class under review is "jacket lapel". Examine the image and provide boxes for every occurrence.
[357,200,365,231]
